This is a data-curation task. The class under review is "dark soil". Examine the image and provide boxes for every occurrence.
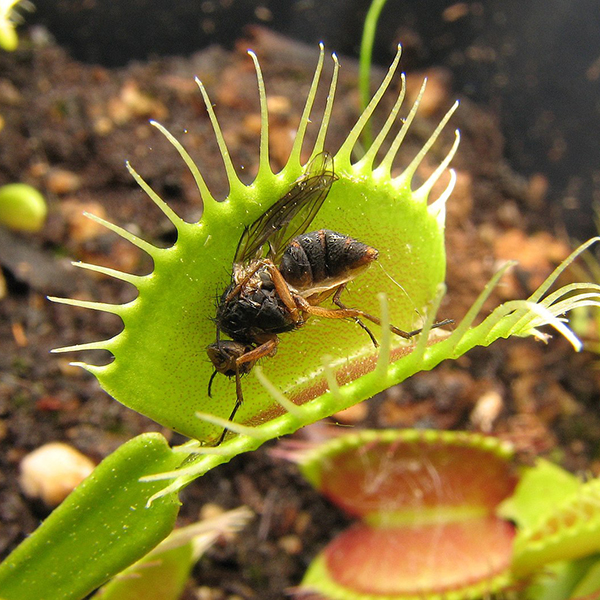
[1,26,599,600]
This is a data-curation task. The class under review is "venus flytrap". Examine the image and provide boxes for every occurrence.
[284,431,600,600]
[286,429,519,599]
[0,434,183,600]
[50,44,457,455]
[505,459,600,600]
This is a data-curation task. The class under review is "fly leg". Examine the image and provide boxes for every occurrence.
[265,262,303,324]
[213,362,244,447]
[295,294,413,338]
[224,261,264,303]
[215,336,279,446]
[295,295,452,340]
[332,284,379,347]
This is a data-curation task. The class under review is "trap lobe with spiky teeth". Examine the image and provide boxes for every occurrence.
[50,44,459,444]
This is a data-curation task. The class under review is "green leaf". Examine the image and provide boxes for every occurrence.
[524,556,600,600]
[359,0,389,145]
[0,0,20,52]
[95,543,193,600]
[513,476,600,577]
[94,507,252,600]
[0,433,182,600]
[498,459,580,531]
[570,555,600,598]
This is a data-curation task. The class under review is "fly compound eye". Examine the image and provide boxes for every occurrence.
[206,341,247,376]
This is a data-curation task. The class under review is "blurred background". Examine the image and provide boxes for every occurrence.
[30,0,600,239]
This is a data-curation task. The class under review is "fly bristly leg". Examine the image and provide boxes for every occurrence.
[214,336,280,446]
[236,336,279,365]
[215,364,244,446]
[296,295,414,339]
[403,318,455,337]
[332,284,379,347]
[296,295,453,341]
[266,263,302,323]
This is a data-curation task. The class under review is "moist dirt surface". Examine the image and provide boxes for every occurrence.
[1,27,599,600]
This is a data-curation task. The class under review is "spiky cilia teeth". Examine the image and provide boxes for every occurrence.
[81,211,160,256]
[50,339,112,355]
[47,295,124,316]
[49,42,464,492]
[48,38,459,364]
[396,99,460,189]
[336,44,403,169]
[71,261,143,285]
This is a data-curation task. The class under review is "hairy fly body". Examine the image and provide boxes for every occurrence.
[206,152,450,444]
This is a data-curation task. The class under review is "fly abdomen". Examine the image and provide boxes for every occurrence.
[279,229,378,289]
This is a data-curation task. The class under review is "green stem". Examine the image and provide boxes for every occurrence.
[359,0,389,148]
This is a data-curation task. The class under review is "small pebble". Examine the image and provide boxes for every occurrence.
[278,534,302,555]
[200,502,225,521]
[470,390,503,432]
[442,3,469,22]
[59,199,107,242]
[266,95,290,115]
[46,169,81,195]
[19,442,95,507]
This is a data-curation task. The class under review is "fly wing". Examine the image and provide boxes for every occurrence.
[233,152,337,264]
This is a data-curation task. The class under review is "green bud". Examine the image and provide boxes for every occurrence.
[0,183,48,232]
[0,0,20,52]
